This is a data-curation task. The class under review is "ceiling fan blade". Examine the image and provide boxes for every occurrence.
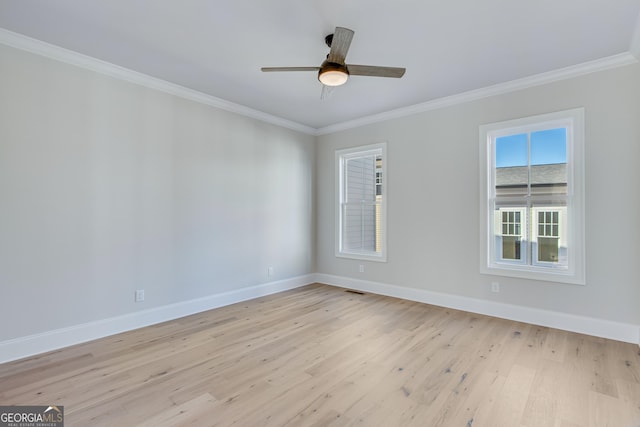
[320,84,336,100]
[261,67,320,72]
[327,27,354,64]
[347,64,406,78]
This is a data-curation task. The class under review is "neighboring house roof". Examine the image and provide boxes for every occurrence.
[496,163,567,186]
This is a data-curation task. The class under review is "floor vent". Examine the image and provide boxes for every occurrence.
[345,289,365,295]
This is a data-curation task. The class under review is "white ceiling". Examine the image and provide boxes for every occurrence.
[1,0,639,132]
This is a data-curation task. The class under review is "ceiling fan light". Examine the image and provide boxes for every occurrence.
[319,70,348,86]
[318,63,349,86]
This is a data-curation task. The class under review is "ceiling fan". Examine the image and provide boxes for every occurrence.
[261,27,406,91]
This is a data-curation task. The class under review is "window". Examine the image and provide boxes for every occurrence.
[336,143,387,261]
[479,109,585,284]
[535,209,561,264]
[499,208,525,263]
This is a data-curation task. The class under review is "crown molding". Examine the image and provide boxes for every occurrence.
[0,28,317,136]
[315,52,639,135]
[1,28,637,138]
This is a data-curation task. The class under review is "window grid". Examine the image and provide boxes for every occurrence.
[501,211,522,236]
[538,211,559,237]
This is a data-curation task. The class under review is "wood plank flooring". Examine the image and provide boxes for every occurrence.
[1,283,639,426]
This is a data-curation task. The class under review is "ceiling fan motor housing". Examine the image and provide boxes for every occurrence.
[324,34,333,48]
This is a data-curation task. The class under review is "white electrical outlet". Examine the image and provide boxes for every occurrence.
[491,282,500,293]
[268,266,274,277]
[135,289,145,302]
[359,264,365,273]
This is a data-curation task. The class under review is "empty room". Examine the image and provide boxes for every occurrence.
[1,1,639,426]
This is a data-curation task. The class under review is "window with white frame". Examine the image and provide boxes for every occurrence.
[499,208,525,263]
[535,209,562,264]
[479,108,585,284]
[336,143,387,261]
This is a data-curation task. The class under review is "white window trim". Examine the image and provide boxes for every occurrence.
[335,142,387,262]
[479,108,585,285]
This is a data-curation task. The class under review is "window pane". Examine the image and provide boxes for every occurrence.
[502,236,521,260]
[531,128,567,196]
[345,155,376,202]
[496,134,528,167]
[538,237,559,262]
[531,128,566,165]
[342,202,377,252]
[495,134,528,197]
[375,155,383,196]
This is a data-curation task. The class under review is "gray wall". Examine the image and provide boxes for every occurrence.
[1,39,639,344]
[0,44,316,341]
[316,63,640,326]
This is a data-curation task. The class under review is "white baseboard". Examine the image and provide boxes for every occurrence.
[3,273,637,364]
[0,274,315,364]
[315,273,640,345]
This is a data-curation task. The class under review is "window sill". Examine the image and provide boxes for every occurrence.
[481,263,585,285]
[336,252,387,263]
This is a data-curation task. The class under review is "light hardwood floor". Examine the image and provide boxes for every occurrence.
[1,284,639,426]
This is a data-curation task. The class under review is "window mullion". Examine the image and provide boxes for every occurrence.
[526,132,532,266]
